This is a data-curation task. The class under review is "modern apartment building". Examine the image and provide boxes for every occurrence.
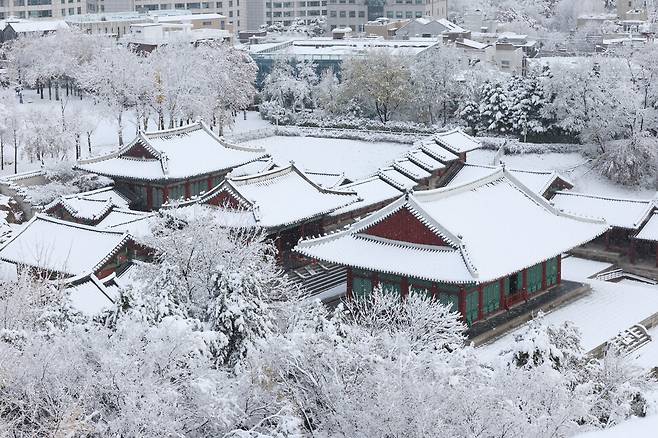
[86,0,245,30]
[326,0,447,33]
[0,0,86,20]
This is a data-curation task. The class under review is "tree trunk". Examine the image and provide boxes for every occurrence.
[48,80,52,100]
[1,135,4,170]
[13,129,17,174]
[39,82,44,99]
[87,132,92,154]
[75,133,80,160]
[118,112,124,147]
[55,81,60,101]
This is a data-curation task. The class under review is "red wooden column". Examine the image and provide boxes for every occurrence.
[522,269,528,301]
[184,181,191,199]
[346,267,353,300]
[557,255,562,285]
[274,233,282,261]
[477,284,484,320]
[401,276,409,301]
[630,239,637,264]
[163,185,169,204]
[499,278,506,310]
[431,283,438,301]
[207,176,213,192]
[541,261,547,291]
[458,285,466,322]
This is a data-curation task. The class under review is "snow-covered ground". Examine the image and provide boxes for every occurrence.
[573,415,658,438]
[561,256,613,279]
[478,258,658,365]
[242,135,413,180]
[468,150,656,199]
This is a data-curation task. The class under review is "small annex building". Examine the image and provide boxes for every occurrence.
[44,186,132,225]
[168,163,360,264]
[76,122,268,210]
[552,191,658,266]
[0,215,137,280]
[295,169,607,325]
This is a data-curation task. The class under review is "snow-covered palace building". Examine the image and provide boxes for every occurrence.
[76,122,268,211]
[295,169,608,325]
[171,163,360,263]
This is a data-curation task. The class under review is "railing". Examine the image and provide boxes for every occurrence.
[595,269,624,281]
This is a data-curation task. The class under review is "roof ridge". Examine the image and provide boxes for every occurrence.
[143,121,202,138]
[553,190,652,204]
[34,213,127,235]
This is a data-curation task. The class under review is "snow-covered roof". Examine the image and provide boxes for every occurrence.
[0,215,130,278]
[296,169,607,284]
[552,192,654,230]
[393,158,432,181]
[228,157,276,178]
[434,128,482,154]
[175,164,360,230]
[96,208,156,238]
[65,273,118,316]
[407,148,447,172]
[377,167,418,191]
[304,170,348,189]
[7,20,69,33]
[457,38,489,50]
[44,186,131,222]
[76,122,268,181]
[417,138,460,163]
[635,212,658,242]
[330,176,403,217]
[447,164,573,197]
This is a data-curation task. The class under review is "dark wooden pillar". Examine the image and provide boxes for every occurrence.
[185,181,191,199]
[401,276,409,301]
[477,284,484,320]
[207,176,213,192]
[557,255,562,285]
[541,261,547,291]
[163,185,169,204]
[522,269,528,301]
[275,233,282,260]
[346,267,353,300]
[431,283,438,301]
[146,184,152,210]
[630,239,636,264]
[605,230,610,250]
[371,272,379,291]
[499,278,505,310]
[458,285,466,322]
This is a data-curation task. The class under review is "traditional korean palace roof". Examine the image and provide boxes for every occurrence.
[635,212,658,242]
[330,175,404,217]
[65,273,119,316]
[76,122,268,182]
[378,167,418,190]
[447,164,574,197]
[96,208,156,238]
[406,148,447,172]
[434,129,482,154]
[44,186,131,222]
[551,191,655,230]
[304,170,349,189]
[296,169,607,284]
[172,164,360,230]
[0,215,130,278]
[416,138,460,163]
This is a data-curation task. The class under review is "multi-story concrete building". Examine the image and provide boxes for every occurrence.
[246,1,327,30]
[327,0,447,33]
[0,0,86,20]
[86,0,245,30]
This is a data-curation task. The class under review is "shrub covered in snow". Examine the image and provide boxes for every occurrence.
[22,162,113,206]
[593,134,658,188]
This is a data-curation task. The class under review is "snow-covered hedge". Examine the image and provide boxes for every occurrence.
[274,126,421,144]
[479,136,582,154]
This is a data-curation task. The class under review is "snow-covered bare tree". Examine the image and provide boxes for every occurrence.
[339,50,412,123]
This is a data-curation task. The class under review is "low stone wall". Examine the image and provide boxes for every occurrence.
[0,170,46,221]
